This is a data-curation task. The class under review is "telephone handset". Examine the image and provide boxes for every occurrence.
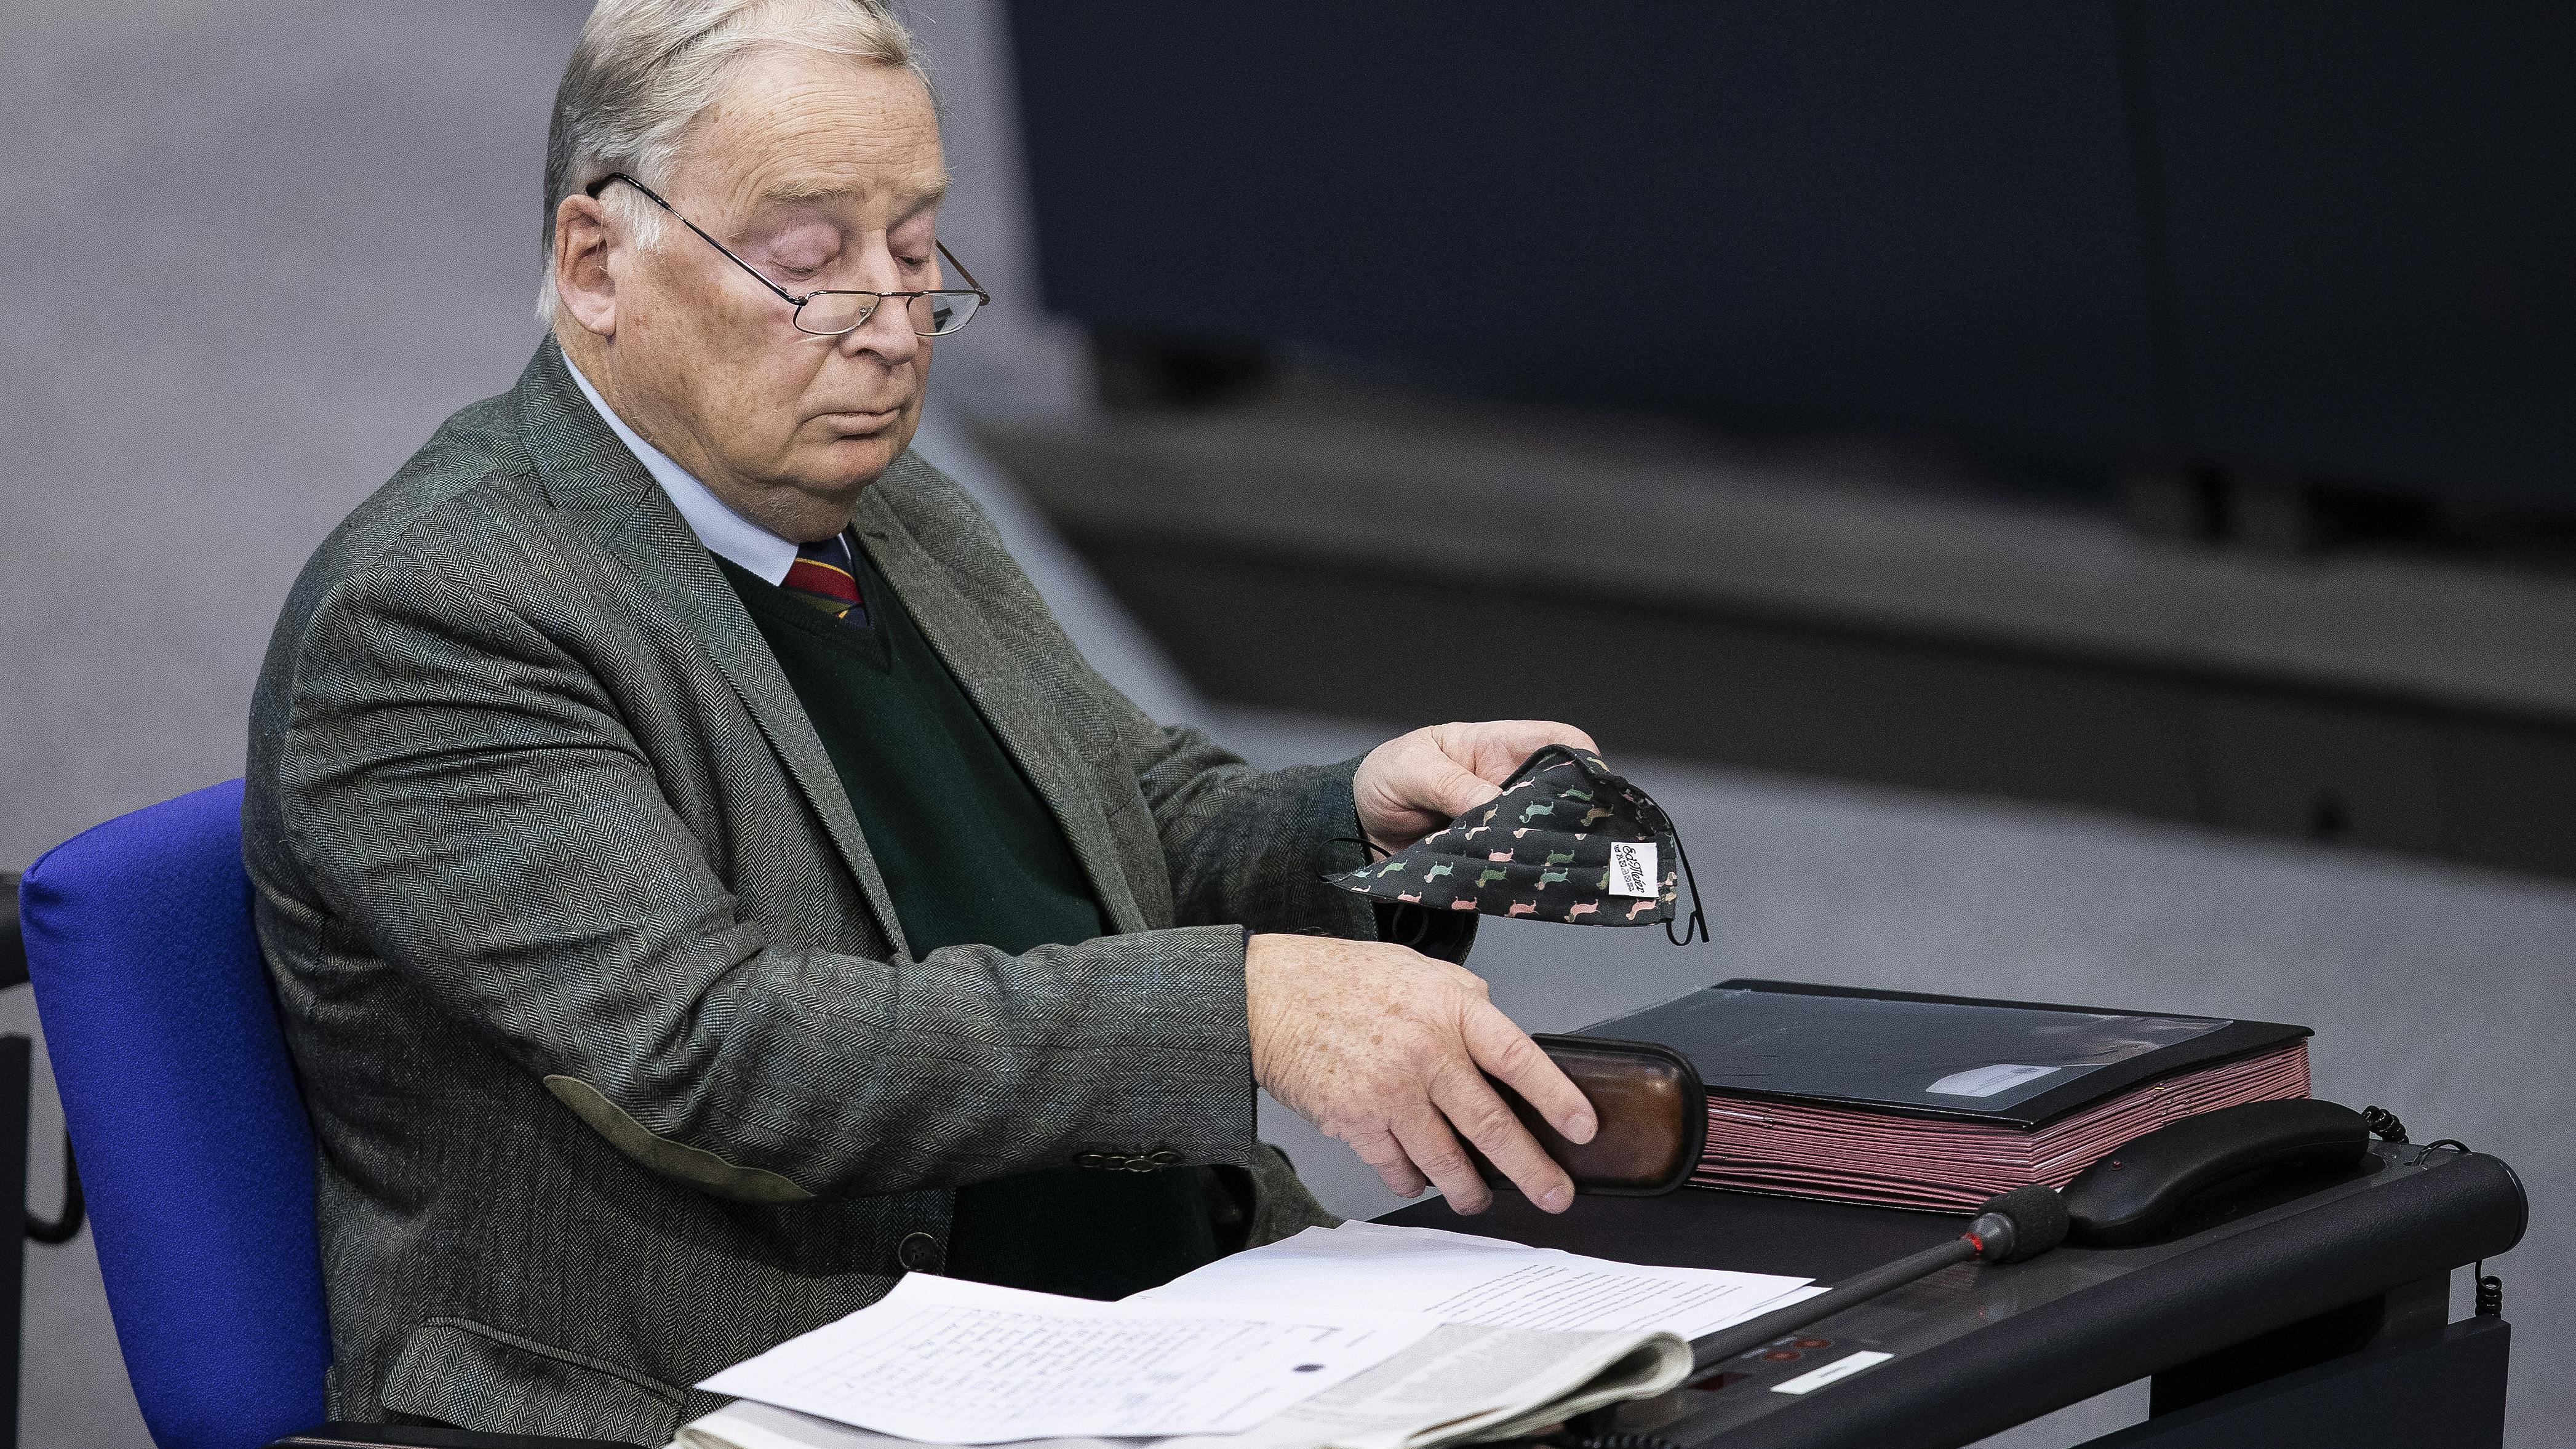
[2060,1097,2373,1247]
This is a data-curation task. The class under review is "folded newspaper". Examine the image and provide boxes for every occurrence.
[669,1224,1815,1449]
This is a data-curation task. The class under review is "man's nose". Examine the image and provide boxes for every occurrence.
[839,276,922,364]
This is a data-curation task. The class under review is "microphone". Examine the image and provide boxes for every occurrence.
[1687,1185,2070,1371]
[1963,1183,2072,1264]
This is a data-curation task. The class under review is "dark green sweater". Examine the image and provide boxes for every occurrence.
[720,548,1218,1299]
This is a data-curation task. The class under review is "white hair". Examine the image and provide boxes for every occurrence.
[536,0,931,323]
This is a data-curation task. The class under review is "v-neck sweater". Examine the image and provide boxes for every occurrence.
[719,547,1221,1299]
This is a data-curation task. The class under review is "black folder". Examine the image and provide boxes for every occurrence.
[1589,979,2312,1130]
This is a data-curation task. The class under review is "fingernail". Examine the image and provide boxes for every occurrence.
[1564,1112,1597,1144]
[1540,1186,1572,1213]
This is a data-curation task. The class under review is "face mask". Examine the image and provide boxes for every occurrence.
[1330,744,1708,944]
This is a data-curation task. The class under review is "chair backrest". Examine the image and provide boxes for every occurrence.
[19,778,330,1449]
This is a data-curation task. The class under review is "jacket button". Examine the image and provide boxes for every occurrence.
[898,1231,941,1272]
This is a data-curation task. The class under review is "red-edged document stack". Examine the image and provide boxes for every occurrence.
[1589,981,2313,1214]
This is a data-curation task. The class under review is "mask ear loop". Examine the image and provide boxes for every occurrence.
[1622,784,1709,948]
[1664,832,1709,946]
[1333,834,1391,866]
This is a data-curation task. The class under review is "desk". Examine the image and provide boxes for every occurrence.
[1384,1145,2526,1448]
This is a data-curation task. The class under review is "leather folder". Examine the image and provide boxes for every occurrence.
[1478,1034,1707,1196]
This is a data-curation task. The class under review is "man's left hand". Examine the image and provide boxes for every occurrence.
[1354,720,1601,854]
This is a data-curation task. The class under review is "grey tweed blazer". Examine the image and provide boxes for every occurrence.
[242,340,1385,1443]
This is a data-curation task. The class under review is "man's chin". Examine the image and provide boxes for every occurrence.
[796,434,905,494]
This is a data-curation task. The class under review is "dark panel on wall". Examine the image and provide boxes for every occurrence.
[1009,1,2167,452]
[1059,533,2576,882]
[1070,538,2209,823]
[2143,2,2576,505]
[1011,2,2576,509]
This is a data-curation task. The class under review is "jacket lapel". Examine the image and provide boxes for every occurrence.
[853,469,1149,935]
[510,341,911,957]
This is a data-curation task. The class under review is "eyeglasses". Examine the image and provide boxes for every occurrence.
[585,172,988,337]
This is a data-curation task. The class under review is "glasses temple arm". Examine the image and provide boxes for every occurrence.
[587,172,811,309]
[936,241,989,300]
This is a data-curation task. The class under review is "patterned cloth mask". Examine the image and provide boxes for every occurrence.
[1331,745,1708,944]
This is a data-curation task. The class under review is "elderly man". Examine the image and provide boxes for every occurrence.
[245,0,1602,1440]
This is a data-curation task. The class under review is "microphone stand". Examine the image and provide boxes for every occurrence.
[1542,1186,2072,1449]
[1687,1184,2069,1372]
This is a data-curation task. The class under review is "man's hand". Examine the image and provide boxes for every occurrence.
[1246,933,1595,1214]
[1353,720,1600,854]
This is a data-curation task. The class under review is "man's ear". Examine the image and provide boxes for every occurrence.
[553,192,620,337]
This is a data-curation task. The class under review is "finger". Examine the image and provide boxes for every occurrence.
[1467,720,1603,780]
[1518,719,1602,757]
[1462,1002,1597,1143]
[1390,1106,1493,1215]
[1429,1063,1576,1214]
[1339,1124,1431,1199]
[1414,752,1504,821]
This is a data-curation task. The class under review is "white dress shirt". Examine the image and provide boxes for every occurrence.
[564,356,802,585]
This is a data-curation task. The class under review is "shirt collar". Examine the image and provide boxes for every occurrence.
[562,355,802,585]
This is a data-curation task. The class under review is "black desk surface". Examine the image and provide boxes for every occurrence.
[1381,1146,2525,1449]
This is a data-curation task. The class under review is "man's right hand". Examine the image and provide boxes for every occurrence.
[1245,933,1597,1215]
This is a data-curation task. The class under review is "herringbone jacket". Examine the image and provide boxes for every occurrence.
[242,341,1380,1443]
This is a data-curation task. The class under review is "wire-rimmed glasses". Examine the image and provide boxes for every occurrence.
[585,172,988,337]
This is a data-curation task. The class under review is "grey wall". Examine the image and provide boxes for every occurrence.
[2,0,588,870]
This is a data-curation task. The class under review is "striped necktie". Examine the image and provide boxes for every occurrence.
[781,531,869,628]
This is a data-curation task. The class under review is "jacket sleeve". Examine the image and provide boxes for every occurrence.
[265,545,1258,1204]
[1114,728,1470,961]
[1130,727,1378,937]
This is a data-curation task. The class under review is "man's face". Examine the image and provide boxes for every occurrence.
[581,49,947,541]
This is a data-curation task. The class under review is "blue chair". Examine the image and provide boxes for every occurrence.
[20,781,623,1449]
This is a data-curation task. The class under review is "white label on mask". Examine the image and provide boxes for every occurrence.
[1607,842,1659,898]
[1926,1063,2060,1098]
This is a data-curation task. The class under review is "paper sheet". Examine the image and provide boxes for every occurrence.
[1138,1221,1817,1340]
[698,1273,1435,1444]
[1159,1321,1691,1449]
[679,1323,1693,1449]
[683,1224,1808,1449]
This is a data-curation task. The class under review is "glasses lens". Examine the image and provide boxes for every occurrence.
[911,292,981,337]
[795,292,877,335]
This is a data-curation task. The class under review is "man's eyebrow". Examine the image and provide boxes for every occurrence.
[754,177,855,206]
[754,177,952,213]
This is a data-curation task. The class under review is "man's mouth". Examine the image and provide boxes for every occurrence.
[817,407,904,436]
